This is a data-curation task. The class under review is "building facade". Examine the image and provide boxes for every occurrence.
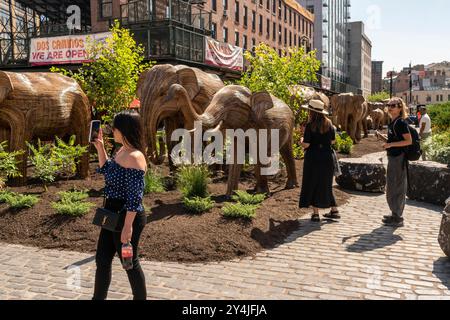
[371,60,383,94]
[395,88,450,105]
[298,0,351,91]
[347,21,371,97]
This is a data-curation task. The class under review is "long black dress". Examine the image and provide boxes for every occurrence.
[299,123,337,209]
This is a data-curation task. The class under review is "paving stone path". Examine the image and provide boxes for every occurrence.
[1,191,449,300]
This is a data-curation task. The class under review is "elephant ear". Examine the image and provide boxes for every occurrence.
[0,71,13,102]
[136,69,150,99]
[251,91,274,120]
[176,67,200,101]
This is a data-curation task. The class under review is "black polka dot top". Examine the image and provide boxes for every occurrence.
[96,159,145,213]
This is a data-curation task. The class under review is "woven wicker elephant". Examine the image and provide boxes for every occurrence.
[0,71,91,184]
[330,93,368,143]
[370,108,385,130]
[165,84,298,195]
[138,64,224,167]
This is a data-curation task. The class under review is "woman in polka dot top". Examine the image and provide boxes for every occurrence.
[91,111,147,300]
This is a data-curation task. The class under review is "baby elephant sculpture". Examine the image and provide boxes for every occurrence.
[166,84,298,195]
[370,109,385,130]
[0,71,91,184]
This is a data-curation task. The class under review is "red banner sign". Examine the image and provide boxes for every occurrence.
[29,32,112,66]
[205,37,243,71]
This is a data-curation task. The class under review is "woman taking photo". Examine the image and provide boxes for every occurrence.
[299,100,339,222]
[376,97,412,227]
[92,111,147,300]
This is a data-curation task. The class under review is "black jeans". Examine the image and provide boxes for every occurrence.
[93,199,147,300]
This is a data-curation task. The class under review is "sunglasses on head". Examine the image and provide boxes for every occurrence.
[388,103,402,108]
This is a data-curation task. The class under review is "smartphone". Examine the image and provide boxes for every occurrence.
[89,120,101,143]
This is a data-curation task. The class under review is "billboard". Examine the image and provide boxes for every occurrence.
[204,37,243,71]
[29,32,112,66]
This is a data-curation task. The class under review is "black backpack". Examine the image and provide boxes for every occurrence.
[393,118,422,161]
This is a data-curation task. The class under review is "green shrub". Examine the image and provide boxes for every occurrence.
[334,132,353,154]
[53,135,88,178]
[182,196,215,214]
[368,91,390,103]
[52,200,94,217]
[0,190,15,203]
[422,131,450,165]
[222,202,258,219]
[428,103,450,132]
[58,190,89,203]
[232,190,266,205]
[6,194,39,209]
[26,140,59,186]
[176,165,210,198]
[0,141,24,188]
[144,169,165,194]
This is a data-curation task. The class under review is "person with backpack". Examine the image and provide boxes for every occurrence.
[376,97,413,227]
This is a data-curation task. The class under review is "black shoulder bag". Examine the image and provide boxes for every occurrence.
[92,198,126,233]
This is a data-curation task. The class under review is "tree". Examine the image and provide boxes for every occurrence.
[368,91,390,103]
[237,43,321,123]
[52,20,153,123]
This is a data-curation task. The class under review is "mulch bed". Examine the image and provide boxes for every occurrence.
[0,136,384,263]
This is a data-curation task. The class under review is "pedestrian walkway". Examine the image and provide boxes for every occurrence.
[1,192,449,300]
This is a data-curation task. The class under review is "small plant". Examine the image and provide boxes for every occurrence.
[6,194,39,209]
[334,132,353,155]
[182,196,215,214]
[176,165,210,199]
[144,169,165,194]
[422,131,450,165]
[26,140,59,188]
[222,202,258,219]
[0,190,15,203]
[53,135,88,178]
[232,190,266,205]
[0,141,24,188]
[58,190,89,203]
[51,200,94,217]
[368,91,390,103]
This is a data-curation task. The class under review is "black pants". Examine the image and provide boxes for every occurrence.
[93,199,147,300]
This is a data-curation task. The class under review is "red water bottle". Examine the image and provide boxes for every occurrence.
[121,242,133,270]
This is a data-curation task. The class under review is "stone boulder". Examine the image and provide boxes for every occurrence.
[407,161,450,206]
[336,152,387,193]
[438,198,450,257]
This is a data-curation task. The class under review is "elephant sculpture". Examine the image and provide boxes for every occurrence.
[138,64,224,167]
[0,71,91,184]
[370,108,385,130]
[366,116,373,130]
[288,85,334,123]
[330,93,368,143]
[164,84,298,195]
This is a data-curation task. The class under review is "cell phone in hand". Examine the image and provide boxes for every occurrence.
[89,120,101,143]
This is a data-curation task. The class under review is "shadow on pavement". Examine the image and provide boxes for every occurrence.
[433,257,450,289]
[343,225,403,253]
[64,255,96,269]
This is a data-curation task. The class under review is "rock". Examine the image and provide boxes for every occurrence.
[407,161,450,206]
[446,198,450,214]
[336,152,387,193]
[439,211,450,257]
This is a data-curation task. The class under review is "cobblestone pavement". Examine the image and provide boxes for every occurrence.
[1,192,449,300]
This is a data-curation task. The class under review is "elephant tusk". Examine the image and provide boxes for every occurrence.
[208,120,223,133]
[188,127,197,133]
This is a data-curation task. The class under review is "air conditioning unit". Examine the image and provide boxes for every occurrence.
[223,10,228,17]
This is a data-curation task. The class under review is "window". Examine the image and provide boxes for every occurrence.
[235,1,239,22]
[272,22,276,41]
[259,14,263,33]
[211,22,217,39]
[294,13,296,28]
[306,5,314,14]
[284,27,287,45]
[223,0,228,11]
[440,94,444,101]
[289,8,291,25]
[448,95,450,101]
[272,0,276,14]
[278,0,281,19]
[284,4,287,21]
[266,0,270,10]
[252,38,256,50]
[266,18,270,37]
[259,0,263,6]
[100,0,113,18]
[235,31,240,46]
[278,24,281,43]
[294,34,297,46]
[212,0,217,11]
[289,31,292,47]
[252,10,256,31]
[223,27,228,42]
[243,35,248,50]
[243,6,248,27]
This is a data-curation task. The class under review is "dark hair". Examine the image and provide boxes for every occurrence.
[308,110,332,134]
[113,111,145,154]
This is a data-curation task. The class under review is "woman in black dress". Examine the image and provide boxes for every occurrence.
[299,100,339,222]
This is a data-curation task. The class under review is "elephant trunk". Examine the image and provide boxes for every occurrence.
[148,109,164,165]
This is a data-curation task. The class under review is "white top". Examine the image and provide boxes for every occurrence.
[419,114,432,134]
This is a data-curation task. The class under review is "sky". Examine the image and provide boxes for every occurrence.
[351,0,450,75]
